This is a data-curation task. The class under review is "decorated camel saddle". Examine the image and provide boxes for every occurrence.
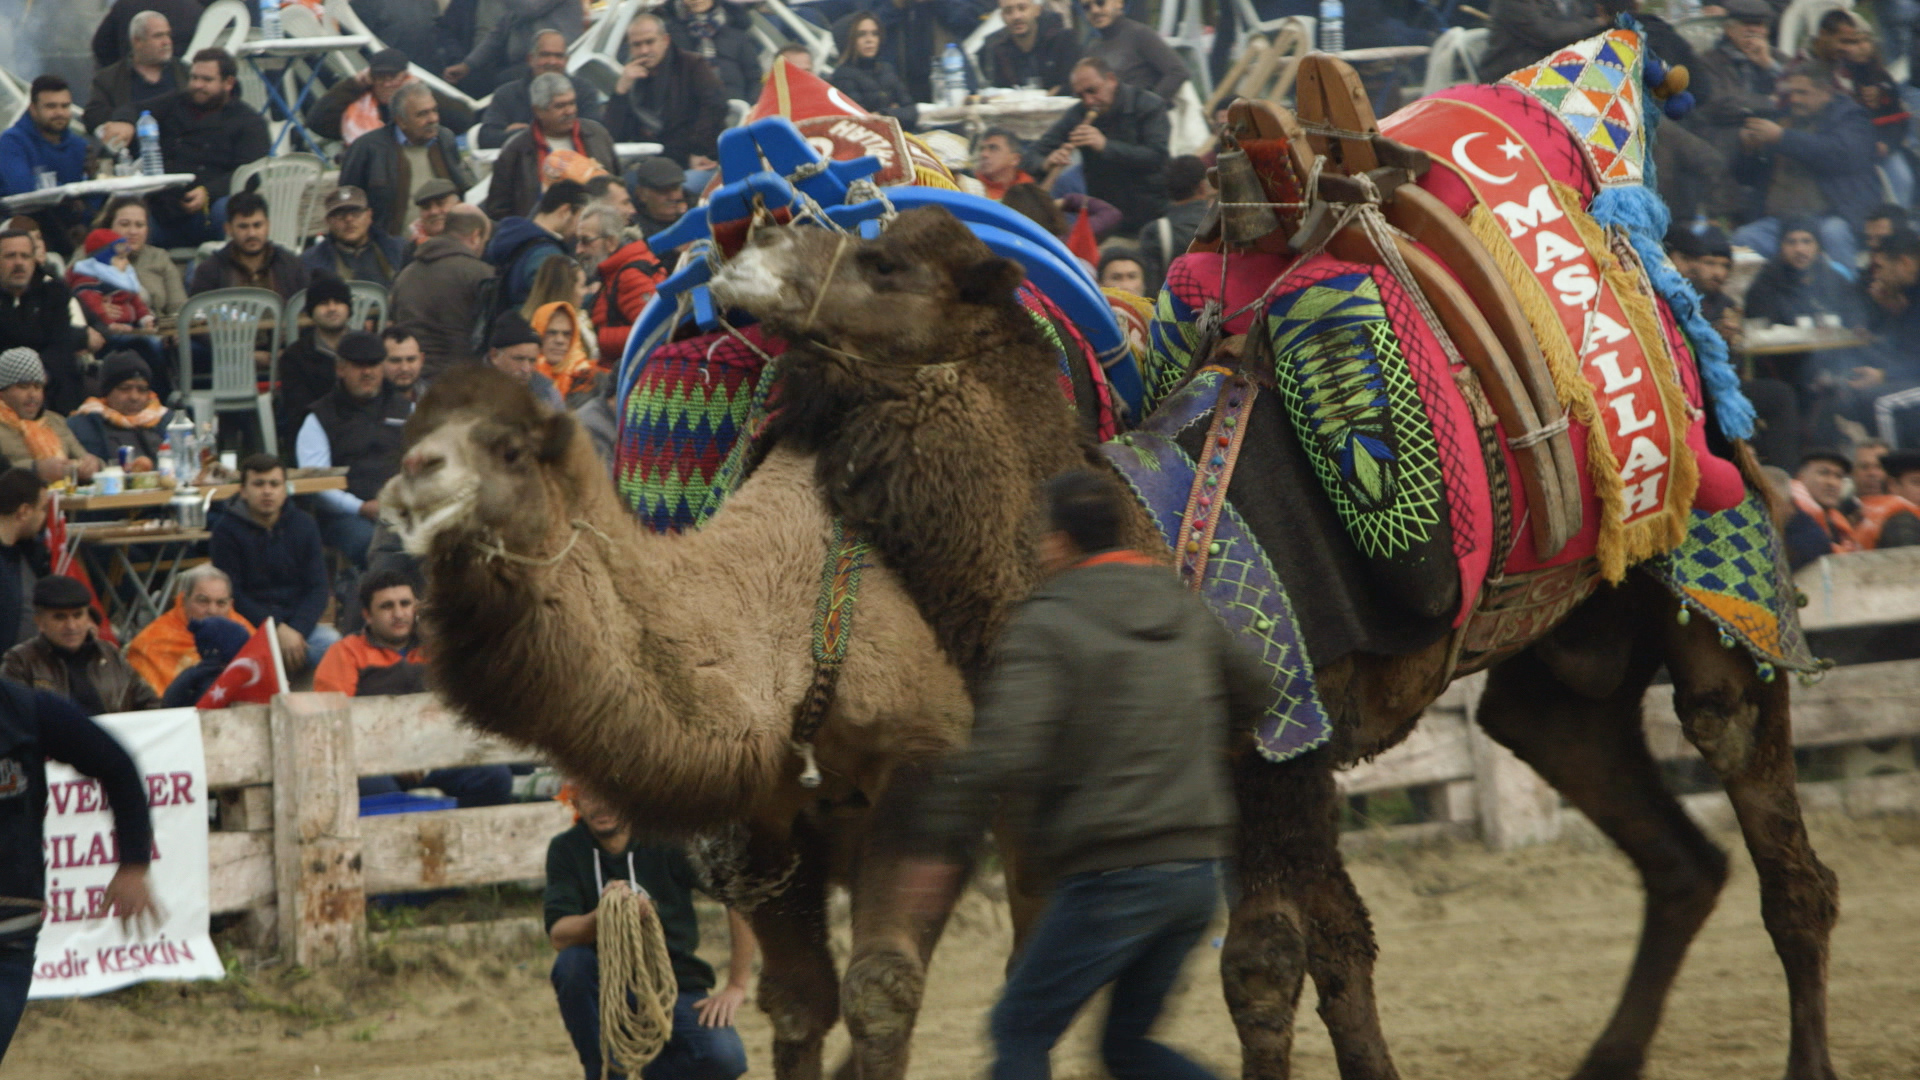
[613,61,1137,533]
[1113,21,1819,758]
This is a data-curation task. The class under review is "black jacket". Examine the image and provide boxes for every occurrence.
[1743,256,1872,332]
[478,73,608,149]
[209,503,329,636]
[1479,0,1608,83]
[825,56,918,128]
[666,9,763,103]
[1086,17,1191,104]
[912,560,1263,879]
[605,48,729,167]
[357,0,461,72]
[304,80,476,144]
[979,11,1079,94]
[0,273,86,414]
[113,90,270,217]
[0,682,152,944]
[337,124,478,239]
[308,384,411,501]
[461,0,587,74]
[277,328,344,440]
[83,57,189,133]
[1029,83,1171,233]
[92,0,204,66]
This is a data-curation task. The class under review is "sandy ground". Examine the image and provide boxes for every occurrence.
[9,811,1920,1080]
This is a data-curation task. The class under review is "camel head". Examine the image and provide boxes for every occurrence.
[709,205,1028,360]
[380,366,579,559]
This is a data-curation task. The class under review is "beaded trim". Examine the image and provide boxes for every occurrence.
[1175,375,1258,589]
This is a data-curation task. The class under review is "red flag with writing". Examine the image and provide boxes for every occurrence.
[198,618,287,709]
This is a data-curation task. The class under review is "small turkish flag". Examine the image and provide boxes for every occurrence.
[198,618,289,709]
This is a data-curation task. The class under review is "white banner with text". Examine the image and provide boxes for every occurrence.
[29,707,224,998]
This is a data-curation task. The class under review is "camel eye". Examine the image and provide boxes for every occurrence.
[501,445,525,466]
[857,251,902,277]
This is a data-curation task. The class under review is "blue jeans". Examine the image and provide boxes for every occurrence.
[149,196,230,249]
[358,765,514,807]
[989,859,1222,1080]
[304,623,341,671]
[0,935,36,1066]
[551,946,748,1080]
[1731,216,1859,281]
[316,504,376,568]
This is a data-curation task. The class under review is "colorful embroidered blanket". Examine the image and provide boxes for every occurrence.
[1642,491,1825,676]
[1101,370,1331,762]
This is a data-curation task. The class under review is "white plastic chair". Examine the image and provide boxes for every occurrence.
[1422,26,1489,95]
[745,0,837,70]
[176,288,284,455]
[232,153,324,253]
[0,67,28,131]
[188,0,250,58]
[348,281,388,333]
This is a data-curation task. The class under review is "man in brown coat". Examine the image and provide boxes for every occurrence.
[2,576,159,715]
[483,72,619,221]
[390,207,495,378]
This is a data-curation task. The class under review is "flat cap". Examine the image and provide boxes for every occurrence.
[337,330,387,366]
[629,155,685,191]
[32,575,93,610]
[1725,0,1772,22]
[412,178,460,206]
[368,48,410,74]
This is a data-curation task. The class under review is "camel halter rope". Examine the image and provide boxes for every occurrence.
[595,878,679,1078]
[473,518,614,567]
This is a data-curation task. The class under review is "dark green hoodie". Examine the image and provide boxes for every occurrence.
[913,558,1266,879]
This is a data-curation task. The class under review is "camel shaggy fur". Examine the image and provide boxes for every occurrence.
[381,366,975,1080]
[713,206,1840,1080]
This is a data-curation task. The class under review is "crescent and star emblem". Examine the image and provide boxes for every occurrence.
[1450,132,1523,185]
[232,658,262,688]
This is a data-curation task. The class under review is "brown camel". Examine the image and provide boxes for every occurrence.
[710,206,1840,1080]
[380,366,977,1080]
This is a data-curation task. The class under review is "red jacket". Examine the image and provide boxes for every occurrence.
[593,238,669,361]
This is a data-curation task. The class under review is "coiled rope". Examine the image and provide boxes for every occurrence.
[596,886,680,1079]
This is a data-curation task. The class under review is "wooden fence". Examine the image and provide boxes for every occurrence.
[199,551,1920,964]
[1337,546,1920,848]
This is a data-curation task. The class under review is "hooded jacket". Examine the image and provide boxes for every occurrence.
[209,501,329,636]
[826,13,918,128]
[592,237,669,360]
[390,234,496,378]
[484,215,570,309]
[911,557,1265,879]
[979,9,1079,94]
[0,112,91,199]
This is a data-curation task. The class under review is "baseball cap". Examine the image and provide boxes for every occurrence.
[324,186,370,215]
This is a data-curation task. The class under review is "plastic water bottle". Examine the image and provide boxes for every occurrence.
[166,412,195,484]
[136,111,163,176]
[113,145,134,178]
[260,0,282,40]
[941,44,967,106]
[1318,0,1345,52]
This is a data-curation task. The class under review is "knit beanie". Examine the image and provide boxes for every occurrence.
[305,274,354,313]
[99,350,154,394]
[0,348,46,389]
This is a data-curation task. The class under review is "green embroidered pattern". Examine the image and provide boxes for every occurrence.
[1267,274,1445,560]
[1642,491,1826,675]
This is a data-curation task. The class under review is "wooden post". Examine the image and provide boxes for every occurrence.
[271,694,364,965]
[1455,673,1561,850]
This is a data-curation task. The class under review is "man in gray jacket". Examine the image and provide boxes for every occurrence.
[902,469,1263,1080]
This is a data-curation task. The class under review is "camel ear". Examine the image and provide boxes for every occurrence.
[956,256,1026,306]
[537,413,575,463]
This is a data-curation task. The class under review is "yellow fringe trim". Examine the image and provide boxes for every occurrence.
[1554,181,1698,582]
[1466,202,1595,427]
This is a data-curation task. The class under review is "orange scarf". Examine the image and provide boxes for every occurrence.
[74,395,167,430]
[0,399,65,461]
[530,301,595,399]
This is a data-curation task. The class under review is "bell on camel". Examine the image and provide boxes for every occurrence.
[1214,149,1280,247]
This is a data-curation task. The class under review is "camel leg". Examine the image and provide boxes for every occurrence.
[752,817,841,1080]
[838,762,959,1080]
[1226,743,1398,1080]
[1478,622,1729,1080]
[1662,608,1839,1080]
